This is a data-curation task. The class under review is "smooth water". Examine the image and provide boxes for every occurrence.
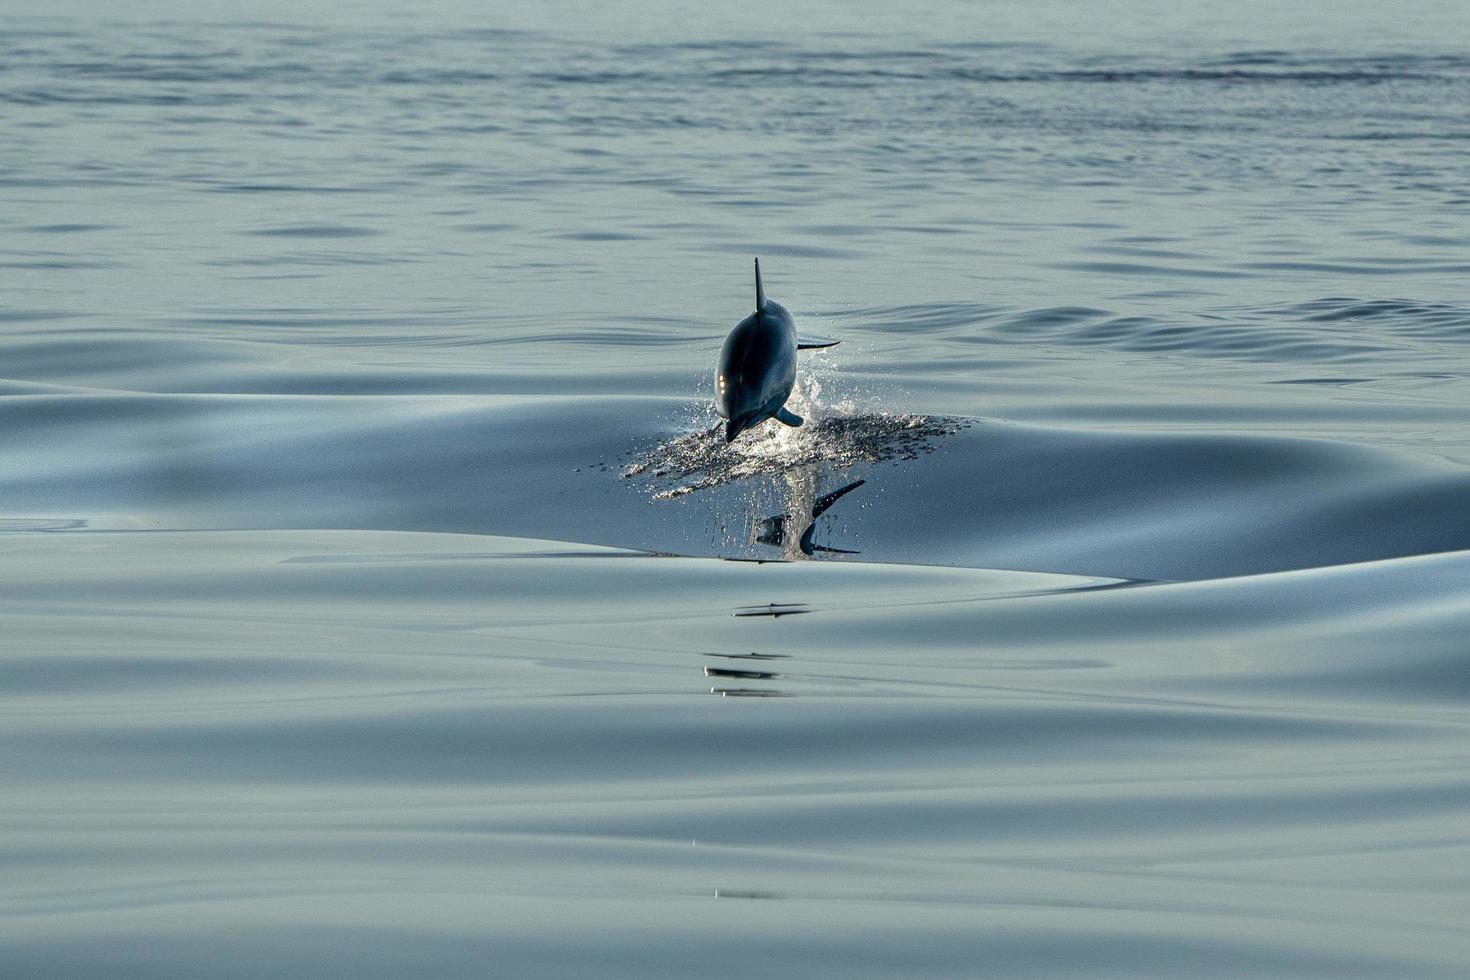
[3,3,1469,976]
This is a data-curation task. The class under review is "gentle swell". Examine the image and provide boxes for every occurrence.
[0,529,1466,976]
[0,393,1466,582]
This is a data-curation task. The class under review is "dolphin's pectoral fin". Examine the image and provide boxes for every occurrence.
[797,337,840,350]
[775,407,803,427]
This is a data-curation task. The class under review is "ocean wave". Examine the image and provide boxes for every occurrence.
[0,393,1465,581]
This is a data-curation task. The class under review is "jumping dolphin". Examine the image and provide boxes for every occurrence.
[716,259,838,443]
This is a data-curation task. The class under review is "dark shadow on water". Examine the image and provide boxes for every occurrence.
[733,604,810,618]
[704,666,780,680]
[707,652,790,660]
[702,650,789,697]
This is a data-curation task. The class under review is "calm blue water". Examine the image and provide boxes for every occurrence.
[3,4,1470,976]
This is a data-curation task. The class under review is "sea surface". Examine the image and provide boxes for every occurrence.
[3,2,1470,976]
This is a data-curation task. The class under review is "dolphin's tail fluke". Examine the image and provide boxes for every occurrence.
[754,257,766,311]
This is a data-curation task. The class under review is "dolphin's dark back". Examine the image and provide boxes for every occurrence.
[716,259,800,440]
[717,305,795,412]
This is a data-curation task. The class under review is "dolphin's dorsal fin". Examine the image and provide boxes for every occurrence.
[811,479,865,519]
[755,257,766,311]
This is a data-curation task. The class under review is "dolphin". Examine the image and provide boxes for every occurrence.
[716,258,838,443]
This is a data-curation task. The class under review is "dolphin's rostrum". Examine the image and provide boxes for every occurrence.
[716,259,838,443]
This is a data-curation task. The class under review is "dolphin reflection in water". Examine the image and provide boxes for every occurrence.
[716,258,838,443]
[754,477,865,558]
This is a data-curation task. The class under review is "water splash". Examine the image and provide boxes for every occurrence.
[622,378,968,500]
